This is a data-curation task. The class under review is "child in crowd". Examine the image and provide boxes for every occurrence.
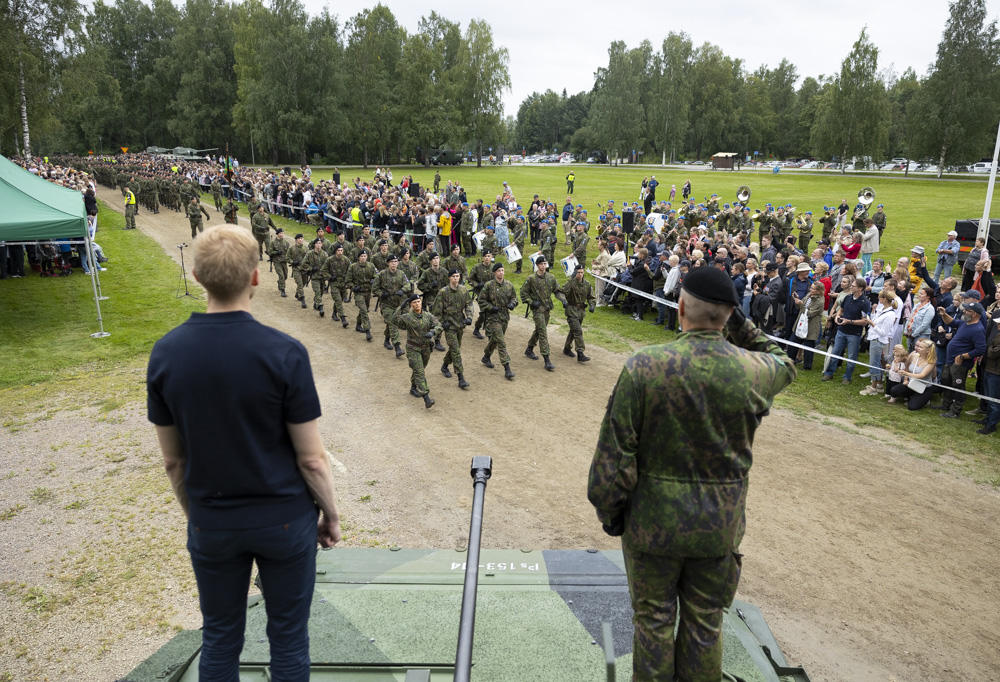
[885,344,909,403]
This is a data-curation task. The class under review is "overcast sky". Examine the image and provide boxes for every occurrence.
[300,0,1000,117]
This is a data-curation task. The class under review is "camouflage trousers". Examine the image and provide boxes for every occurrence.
[292,270,307,299]
[189,217,204,239]
[354,292,371,330]
[527,309,552,356]
[484,317,511,364]
[253,231,270,259]
[564,307,586,353]
[329,285,346,319]
[213,192,223,211]
[461,232,474,257]
[125,204,136,229]
[798,235,812,253]
[623,547,742,682]
[382,306,400,344]
[442,323,465,374]
[273,261,288,293]
[311,276,324,308]
[406,345,432,395]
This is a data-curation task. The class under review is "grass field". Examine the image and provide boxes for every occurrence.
[1,171,997,484]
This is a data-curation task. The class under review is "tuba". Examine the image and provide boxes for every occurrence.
[854,187,875,220]
[736,185,751,205]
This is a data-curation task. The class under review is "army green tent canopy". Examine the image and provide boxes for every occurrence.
[0,154,87,240]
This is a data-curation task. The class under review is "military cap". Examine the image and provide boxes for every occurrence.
[573,264,584,273]
[681,268,740,306]
[448,267,461,276]
[294,233,304,239]
[485,225,494,232]
[332,243,343,252]
[275,228,284,234]
[386,253,398,262]
[430,252,440,260]
[377,239,388,246]
[405,293,421,305]
[358,249,369,257]
[764,262,778,273]
[492,262,505,272]
[536,255,548,265]
[451,243,461,251]
[805,211,812,215]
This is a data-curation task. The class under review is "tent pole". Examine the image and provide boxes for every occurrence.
[90,217,108,301]
[86,230,110,338]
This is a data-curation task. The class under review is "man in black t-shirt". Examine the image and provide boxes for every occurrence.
[148,225,342,681]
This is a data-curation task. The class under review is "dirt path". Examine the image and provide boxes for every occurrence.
[4,193,1000,681]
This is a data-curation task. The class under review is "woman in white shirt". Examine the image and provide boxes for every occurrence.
[859,289,900,395]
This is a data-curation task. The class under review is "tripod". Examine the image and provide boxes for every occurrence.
[176,243,199,299]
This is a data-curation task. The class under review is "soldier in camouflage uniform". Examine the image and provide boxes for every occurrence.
[797,211,815,253]
[374,253,410,356]
[587,267,795,682]
[267,228,290,297]
[540,220,558,271]
[459,203,476,256]
[433,269,473,389]
[399,249,419,283]
[820,208,837,242]
[559,264,596,362]
[571,222,589,265]
[346,250,377,341]
[320,243,351,327]
[211,179,223,211]
[224,198,240,224]
[396,294,443,409]
[478,262,519,380]
[469,251,494,339]
[251,204,277,261]
[519,256,567,371]
[302,238,328,316]
[443,243,467,283]
[417,254,449,351]
[287,233,309,306]
[509,212,526,274]
[186,196,210,239]
[480,226,499,259]
[371,240,392,272]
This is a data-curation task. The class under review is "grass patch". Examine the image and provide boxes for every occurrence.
[1,505,26,521]
[0,199,202,390]
[30,487,55,503]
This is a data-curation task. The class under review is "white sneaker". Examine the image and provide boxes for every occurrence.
[859,372,871,378]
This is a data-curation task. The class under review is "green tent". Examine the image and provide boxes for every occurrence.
[0,154,87,240]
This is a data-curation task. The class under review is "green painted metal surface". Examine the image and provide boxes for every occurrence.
[122,549,808,682]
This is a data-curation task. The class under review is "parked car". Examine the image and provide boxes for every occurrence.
[559,155,575,164]
[973,161,994,173]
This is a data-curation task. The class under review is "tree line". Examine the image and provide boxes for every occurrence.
[2,0,997,175]
[0,0,510,167]
[514,0,1000,177]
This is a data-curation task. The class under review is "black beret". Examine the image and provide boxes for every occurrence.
[405,293,421,305]
[332,243,343,252]
[294,233,304,239]
[448,268,461,276]
[275,228,284,234]
[492,262,505,272]
[535,255,547,265]
[573,264,584,273]
[451,243,460,251]
[681,265,740,306]
[764,262,778,272]
[386,253,398,262]
[377,238,388,246]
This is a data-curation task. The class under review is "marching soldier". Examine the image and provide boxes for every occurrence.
[480,225,499,258]
[399,249,419,282]
[520,256,567,371]
[302,238,328,316]
[186,196,210,239]
[460,203,476,256]
[540,219,558,268]
[224,197,240,224]
[433,269,474,389]
[346,249,377,342]
[372,240,392,271]
[478,262,519,380]
[396,293,443,409]
[433,170,441,193]
[267,228,290,297]
[559,264,596,362]
[443,243,467,283]
[320,242,351,327]
[287,233,309,307]
[251,204,277,261]
[572,222,590,264]
[211,178,223,211]
[417,253,449,351]
[374,253,410,356]
[469,251,494,339]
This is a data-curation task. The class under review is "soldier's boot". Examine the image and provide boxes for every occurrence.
[525,346,539,360]
[515,264,522,274]
[434,336,446,353]
[342,315,349,328]
[457,374,470,389]
[410,385,421,399]
[384,338,393,351]
[503,364,515,380]
[577,352,591,363]
[481,354,494,369]
[280,291,287,298]
[301,298,307,309]
[356,323,364,333]
[543,356,555,371]
[365,330,373,342]
[473,326,484,340]
[441,362,453,378]
[563,346,576,358]
[394,343,405,358]
[423,393,435,409]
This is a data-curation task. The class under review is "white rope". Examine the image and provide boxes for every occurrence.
[587,270,999,406]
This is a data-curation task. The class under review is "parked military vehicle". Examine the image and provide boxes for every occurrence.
[122,459,810,682]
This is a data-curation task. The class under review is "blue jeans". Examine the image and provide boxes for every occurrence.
[741,293,752,317]
[868,338,887,381]
[824,330,862,381]
[188,510,318,682]
[861,253,872,274]
[984,372,1000,428]
[654,290,667,323]
[933,259,956,283]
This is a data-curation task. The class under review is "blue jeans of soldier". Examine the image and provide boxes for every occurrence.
[824,330,862,381]
[984,372,1000,428]
[187,510,318,682]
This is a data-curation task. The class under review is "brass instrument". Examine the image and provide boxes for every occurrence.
[736,185,751,205]
[854,186,875,220]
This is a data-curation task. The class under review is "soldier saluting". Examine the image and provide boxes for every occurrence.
[588,267,795,682]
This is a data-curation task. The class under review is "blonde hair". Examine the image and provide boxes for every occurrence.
[192,225,259,302]
[879,289,899,309]
[892,344,908,359]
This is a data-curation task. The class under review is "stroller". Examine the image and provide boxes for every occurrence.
[601,268,634,312]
